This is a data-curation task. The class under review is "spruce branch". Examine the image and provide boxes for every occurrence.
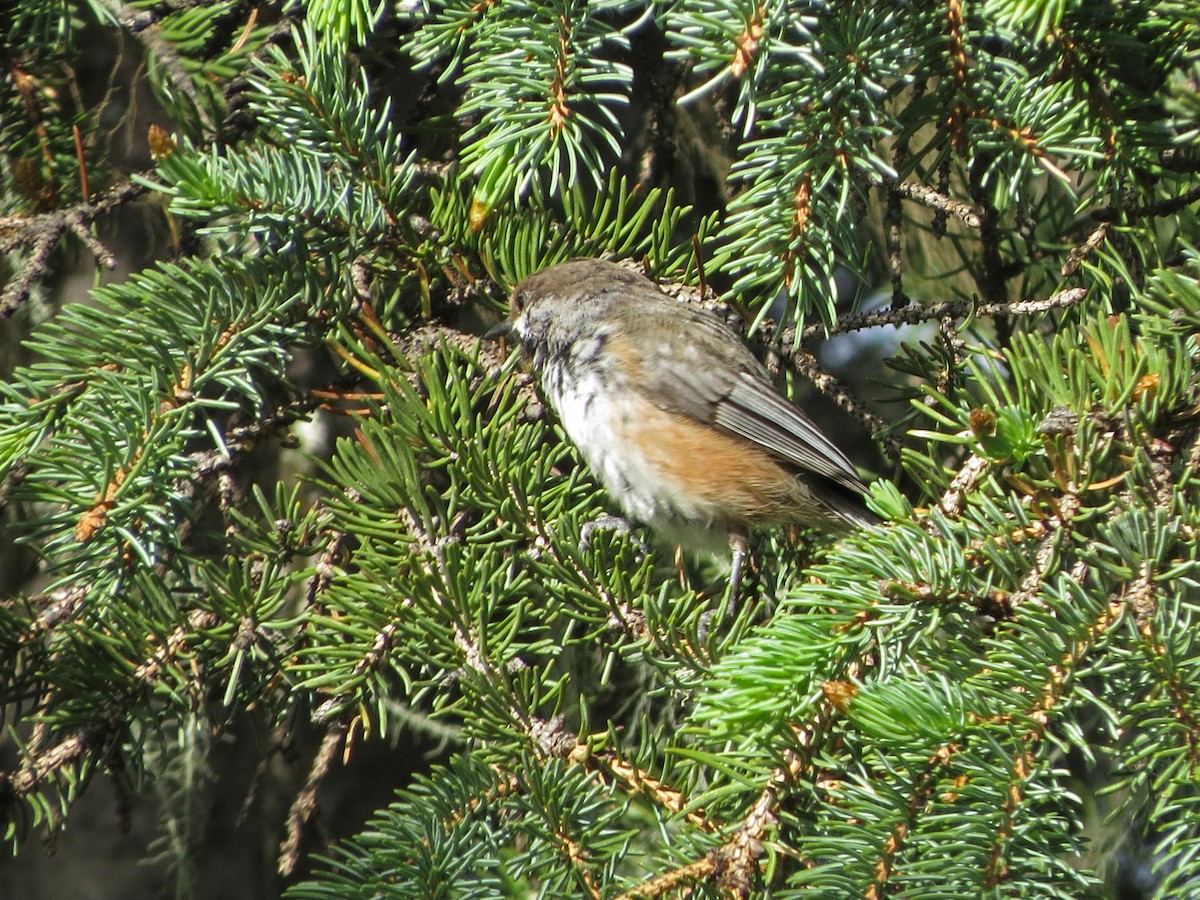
[3,0,1198,892]
[967,108,1075,183]
[1028,561,1112,729]
[611,705,843,900]
[944,0,971,155]
[310,614,401,727]
[9,390,320,644]
[0,609,218,818]
[27,585,89,634]
[302,498,355,616]
[583,743,715,835]
[613,856,718,900]
[111,0,217,32]
[864,740,962,900]
[95,0,217,130]
[171,392,322,548]
[1049,29,1121,157]
[982,747,1034,889]
[1006,515,1081,614]
[715,743,809,898]
[1131,560,1200,767]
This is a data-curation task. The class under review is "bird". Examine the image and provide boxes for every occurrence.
[490,257,876,596]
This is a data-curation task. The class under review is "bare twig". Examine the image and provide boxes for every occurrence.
[1159,149,1200,173]
[1092,183,1200,223]
[969,155,1008,305]
[1061,222,1109,277]
[0,179,146,316]
[786,287,1089,343]
[0,226,60,317]
[0,728,108,804]
[789,348,901,460]
[939,453,989,519]
[278,723,347,878]
[891,180,982,229]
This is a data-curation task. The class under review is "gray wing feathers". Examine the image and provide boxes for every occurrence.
[717,375,867,494]
[621,299,868,497]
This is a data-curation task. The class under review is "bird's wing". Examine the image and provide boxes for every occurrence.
[615,298,868,496]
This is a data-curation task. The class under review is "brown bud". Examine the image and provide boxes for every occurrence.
[969,407,997,438]
[148,124,176,159]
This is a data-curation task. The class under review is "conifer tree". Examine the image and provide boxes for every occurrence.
[2,1,1199,897]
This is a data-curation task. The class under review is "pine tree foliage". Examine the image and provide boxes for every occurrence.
[699,261,1200,895]
[1,0,1199,897]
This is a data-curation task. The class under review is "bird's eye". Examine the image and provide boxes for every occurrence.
[509,288,531,322]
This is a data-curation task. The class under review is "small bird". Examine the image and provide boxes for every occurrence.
[492,258,876,595]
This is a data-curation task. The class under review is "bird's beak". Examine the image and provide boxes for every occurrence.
[483,319,513,342]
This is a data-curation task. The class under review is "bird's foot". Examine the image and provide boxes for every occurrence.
[698,532,749,642]
[579,514,649,555]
